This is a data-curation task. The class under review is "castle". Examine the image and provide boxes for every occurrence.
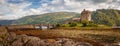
[80,9,91,21]
[72,9,91,22]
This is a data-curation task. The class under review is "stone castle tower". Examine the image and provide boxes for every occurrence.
[80,9,91,21]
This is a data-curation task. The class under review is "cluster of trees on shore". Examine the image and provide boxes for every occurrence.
[56,20,100,27]
[92,9,120,26]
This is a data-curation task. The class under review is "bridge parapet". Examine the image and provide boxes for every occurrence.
[6,24,56,31]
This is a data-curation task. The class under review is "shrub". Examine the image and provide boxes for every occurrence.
[56,24,61,27]
[69,22,77,27]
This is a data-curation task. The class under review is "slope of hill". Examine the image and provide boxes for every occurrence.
[1,9,120,26]
[12,12,80,25]
[92,9,120,26]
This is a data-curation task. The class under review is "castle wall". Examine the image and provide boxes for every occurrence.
[80,9,91,21]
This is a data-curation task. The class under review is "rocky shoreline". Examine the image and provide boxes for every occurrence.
[0,27,120,46]
[0,32,93,46]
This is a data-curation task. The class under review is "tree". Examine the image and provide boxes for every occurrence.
[56,24,61,27]
[69,22,77,27]
[81,20,89,27]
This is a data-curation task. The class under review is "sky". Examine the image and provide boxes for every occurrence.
[0,0,120,20]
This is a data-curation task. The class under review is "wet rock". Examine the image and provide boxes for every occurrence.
[5,32,17,41]
[9,32,17,39]
[0,27,8,40]
[25,36,41,46]
[75,42,93,46]
[11,40,23,46]
[0,30,102,46]
[109,42,120,46]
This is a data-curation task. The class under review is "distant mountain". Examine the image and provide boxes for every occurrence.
[12,12,80,25]
[0,20,15,25]
[0,9,120,26]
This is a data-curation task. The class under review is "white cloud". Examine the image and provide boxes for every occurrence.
[0,16,2,20]
[0,0,5,4]
[0,0,120,20]
[0,0,32,20]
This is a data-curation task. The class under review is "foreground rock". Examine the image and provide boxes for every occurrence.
[0,31,94,46]
[0,27,120,46]
[11,35,93,46]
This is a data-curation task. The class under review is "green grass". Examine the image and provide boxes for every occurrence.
[56,27,111,30]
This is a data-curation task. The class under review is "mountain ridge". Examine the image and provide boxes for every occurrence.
[0,9,120,26]
[12,12,80,25]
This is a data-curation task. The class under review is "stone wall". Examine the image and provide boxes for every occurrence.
[5,24,56,31]
[6,24,35,30]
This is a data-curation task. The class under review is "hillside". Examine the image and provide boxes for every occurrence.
[92,9,120,26]
[0,9,120,26]
[12,12,80,25]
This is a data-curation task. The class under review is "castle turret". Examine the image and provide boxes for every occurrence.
[80,9,91,21]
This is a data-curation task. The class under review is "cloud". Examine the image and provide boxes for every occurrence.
[91,0,109,4]
[71,0,111,4]
[0,0,32,20]
[0,0,120,20]
[0,0,5,4]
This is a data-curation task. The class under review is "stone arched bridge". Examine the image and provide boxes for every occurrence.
[5,24,56,31]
